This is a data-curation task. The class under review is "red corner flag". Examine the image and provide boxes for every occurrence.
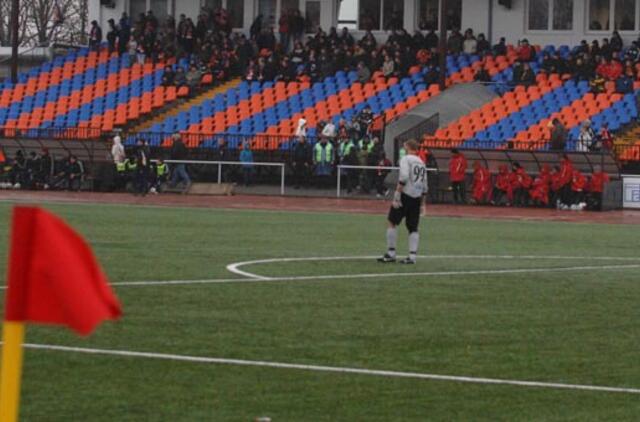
[5,207,122,335]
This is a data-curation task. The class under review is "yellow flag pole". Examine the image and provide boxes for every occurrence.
[0,321,25,422]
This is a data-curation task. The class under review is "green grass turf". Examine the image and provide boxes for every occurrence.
[0,202,639,420]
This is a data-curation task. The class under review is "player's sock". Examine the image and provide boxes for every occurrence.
[386,227,397,257]
[408,232,419,262]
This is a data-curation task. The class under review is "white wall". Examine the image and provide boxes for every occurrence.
[461,0,490,37]
[323,0,336,30]
[175,2,201,22]
[89,1,126,31]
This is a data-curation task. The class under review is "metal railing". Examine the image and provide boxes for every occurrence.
[336,164,438,198]
[0,44,51,66]
[160,159,287,195]
[422,139,552,150]
[0,126,104,140]
[125,131,317,150]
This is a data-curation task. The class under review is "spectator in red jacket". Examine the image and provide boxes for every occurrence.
[418,147,428,164]
[570,169,587,208]
[549,165,564,207]
[608,58,623,80]
[471,161,491,204]
[416,49,430,66]
[529,164,551,206]
[548,166,560,205]
[596,57,623,80]
[558,154,574,206]
[599,123,613,151]
[511,162,532,207]
[587,166,610,211]
[449,149,468,204]
[517,39,535,62]
[278,10,290,52]
[491,164,512,206]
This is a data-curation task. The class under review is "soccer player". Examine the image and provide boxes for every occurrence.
[378,140,428,264]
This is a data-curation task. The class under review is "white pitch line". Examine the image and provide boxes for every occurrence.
[227,264,640,283]
[20,343,640,395]
[225,255,640,280]
[0,256,637,291]
[109,263,640,288]
[0,265,638,291]
[110,278,243,287]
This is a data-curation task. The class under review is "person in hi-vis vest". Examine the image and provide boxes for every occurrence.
[313,139,334,185]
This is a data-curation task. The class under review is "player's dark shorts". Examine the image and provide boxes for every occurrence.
[388,193,422,232]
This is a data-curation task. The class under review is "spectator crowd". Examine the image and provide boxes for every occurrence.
[472,31,640,96]
[89,7,244,92]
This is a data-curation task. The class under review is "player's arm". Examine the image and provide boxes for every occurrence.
[421,168,429,215]
[421,193,428,216]
[393,159,409,208]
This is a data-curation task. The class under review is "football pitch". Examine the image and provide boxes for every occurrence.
[0,201,639,420]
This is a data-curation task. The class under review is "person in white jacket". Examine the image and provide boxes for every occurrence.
[111,135,126,165]
[295,117,307,141]
[321,121,336,141]
[577,121,595,152]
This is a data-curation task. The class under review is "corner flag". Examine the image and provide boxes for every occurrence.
[0,207,122,421]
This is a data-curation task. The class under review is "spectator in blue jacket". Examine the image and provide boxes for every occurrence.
[239,142,254,186]
[616,69,634,94]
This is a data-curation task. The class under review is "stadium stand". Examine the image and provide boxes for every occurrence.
[0,47,225,139]
[129,48,518,152]
[1,15,640,168]
[512,91,635,148]
[424,44,640,157]
[0,49,114,127]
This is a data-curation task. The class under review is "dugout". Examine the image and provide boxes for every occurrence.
[427,148,622,210]
[0,131,115,191]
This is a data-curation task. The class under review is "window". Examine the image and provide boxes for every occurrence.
[615,0,636,30]
[527,0,574,30]
[258,0,277,27]
[202,0,243,28]
[417,0,438,30]
[204,0,223,9]
[528,0,549,30]
[150,0,168,20]
[383,0,404,30]
[553,0,573,29]
[444,0,462,30]
[588,0,637,31]
[305,1,321,32]
[130,0,148,22]
[359,0,381,30]
[416,0,461,31]
[282,0,299,15]
[589,0,610,30]
[228,0,244,28]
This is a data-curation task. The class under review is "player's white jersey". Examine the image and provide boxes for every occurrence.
[398,154,428,198]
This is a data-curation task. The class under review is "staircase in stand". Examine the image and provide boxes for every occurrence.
[128,78,242,133]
